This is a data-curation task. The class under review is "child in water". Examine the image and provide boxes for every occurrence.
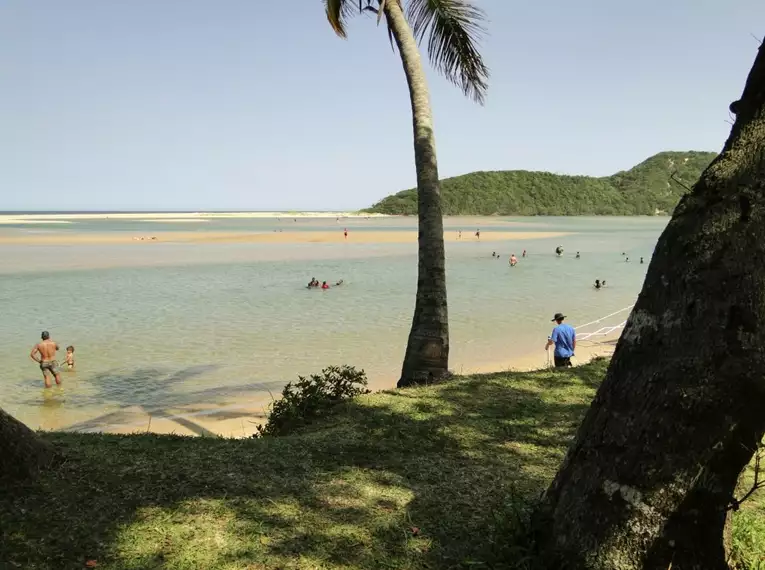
[64,346,75,370]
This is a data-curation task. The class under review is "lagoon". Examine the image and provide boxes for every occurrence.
[0,215,666,436]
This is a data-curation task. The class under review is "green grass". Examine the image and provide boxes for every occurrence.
[1,359,763,569]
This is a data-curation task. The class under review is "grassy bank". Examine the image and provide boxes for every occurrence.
[1,359,763,569]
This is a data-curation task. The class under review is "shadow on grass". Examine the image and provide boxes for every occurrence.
[0,361,609,570]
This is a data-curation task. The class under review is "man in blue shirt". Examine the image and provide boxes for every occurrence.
[545,312,576,368]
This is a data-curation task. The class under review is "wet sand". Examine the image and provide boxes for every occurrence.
[0,230,570,246]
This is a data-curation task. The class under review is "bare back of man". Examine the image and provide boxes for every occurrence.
[30,331,61,388]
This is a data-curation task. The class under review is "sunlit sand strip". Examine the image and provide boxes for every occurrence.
[0,211,388,221]
[0,219,73,225]
[136,219,211,223]
[0,230,571,246]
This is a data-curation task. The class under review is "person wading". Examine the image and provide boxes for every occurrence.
[30,330,62,388]
[545,313,576,368]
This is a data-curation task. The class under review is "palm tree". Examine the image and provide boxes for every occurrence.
[324,0,489,387]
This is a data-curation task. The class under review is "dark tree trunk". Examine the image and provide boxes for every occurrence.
[0,407,55,480]
[534,41,765,569]
[385,2,450,387]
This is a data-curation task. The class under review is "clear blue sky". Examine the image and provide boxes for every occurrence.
[1,0,763,211]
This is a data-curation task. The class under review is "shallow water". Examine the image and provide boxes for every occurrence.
[0,215,666,431]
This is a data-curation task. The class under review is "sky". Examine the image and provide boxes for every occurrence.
[1,1,763,211]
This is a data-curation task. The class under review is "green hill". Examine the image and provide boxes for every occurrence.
[365,151,717,216]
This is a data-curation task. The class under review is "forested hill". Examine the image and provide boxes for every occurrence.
[364,151,717,216]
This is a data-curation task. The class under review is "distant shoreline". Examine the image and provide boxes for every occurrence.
[0,211,388,222]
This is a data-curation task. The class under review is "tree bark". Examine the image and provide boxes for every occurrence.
[534,41,765,569]
[0,407,55,480]
[384,1,450,388]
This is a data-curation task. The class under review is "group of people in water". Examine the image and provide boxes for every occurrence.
[492,250,526,266]
[307,277,344,290]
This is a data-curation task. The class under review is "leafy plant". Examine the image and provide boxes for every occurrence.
[255,365,370,437]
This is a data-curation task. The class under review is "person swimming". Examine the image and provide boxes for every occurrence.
[522,250,527,257]
[321,281,329,290]
[555,246,563,256]
[307,277,319,288]
[640,257,644,264]
[492,251,496,257]
[576,251,581,259]
[335,279,344,286]
[602,280,607,287]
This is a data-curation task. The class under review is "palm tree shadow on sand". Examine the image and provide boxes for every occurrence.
[61,364,286,437]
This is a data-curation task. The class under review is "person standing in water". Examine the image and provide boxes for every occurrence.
[344,228,348,239]
[522,250,527,258]
[475,229,480,239]
[594,279,601,289]
[546,313,576,368]
[510,253,518,266]
[576,251,581,259]
[640,257,644,264]
[30,331,62,388]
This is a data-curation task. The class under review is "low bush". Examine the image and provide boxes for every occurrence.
[255,365,370,437]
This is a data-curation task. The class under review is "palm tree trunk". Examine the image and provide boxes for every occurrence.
[0,407,55,480]
[534,41,765,569]
[384,1,449,388]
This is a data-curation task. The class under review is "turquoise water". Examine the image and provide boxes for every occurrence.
[0,216,666,432]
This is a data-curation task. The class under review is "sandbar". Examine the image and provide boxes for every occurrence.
[0,211,386,222]
[0,230,570,246]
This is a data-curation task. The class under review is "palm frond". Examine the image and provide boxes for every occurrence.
[405,0,489,103]
[324,0,359,38]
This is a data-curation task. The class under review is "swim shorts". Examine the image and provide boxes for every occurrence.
[40,360,60,374]
[554,356,572,368]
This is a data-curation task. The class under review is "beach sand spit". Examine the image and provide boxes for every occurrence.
[0,230,570,246]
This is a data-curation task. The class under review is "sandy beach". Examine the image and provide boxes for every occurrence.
[0,230,570,246]
[59,336,618,439]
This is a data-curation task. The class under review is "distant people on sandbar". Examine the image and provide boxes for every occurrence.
[344,228,348,239]
[321,281,330,290]
[546,313,576,368]
[30,331,62,388]
[510,254,518,267]
[555,246,563,256]
[458,230,462,239]
[640,257,644,264]
[475,229,481,239]
[522,250,527,258]
[576,251,581,259]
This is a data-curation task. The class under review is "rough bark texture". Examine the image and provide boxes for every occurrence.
[0,407,55,480]
[535,41,765,570]
[385,2,450,388]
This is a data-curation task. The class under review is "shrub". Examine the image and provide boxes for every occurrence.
[255,365,370,437]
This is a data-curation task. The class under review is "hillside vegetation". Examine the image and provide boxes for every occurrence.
[366,151,717,216]
[2,360,763,569]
